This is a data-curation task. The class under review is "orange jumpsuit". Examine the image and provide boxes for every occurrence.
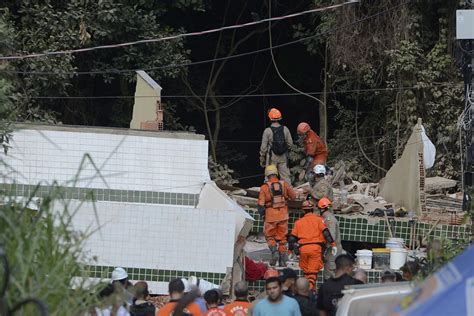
[258,178,297,254]
[223,300,251,315]
[157,300,203,316]
[291,213,334,289]
[303,130,328,166]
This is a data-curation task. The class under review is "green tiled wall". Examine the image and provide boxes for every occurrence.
[247,209,471,244]
[0,183,199,206]
[84,265,226,285]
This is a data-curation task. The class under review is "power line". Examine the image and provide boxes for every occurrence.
[1,2,406,75]
[0,2,351,61]
[216,134,389,143]
[9,83,460,100]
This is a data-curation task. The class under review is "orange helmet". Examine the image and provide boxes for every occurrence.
[318,197,332,209]
[297,122,311,135]
[264,269,279,280]
[301,200,315,211]
[268,108,282,121]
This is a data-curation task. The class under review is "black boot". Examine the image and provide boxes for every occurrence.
[279,252,289,267]
[269,246,279,266]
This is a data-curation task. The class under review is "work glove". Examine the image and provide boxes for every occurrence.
[259,156,266,168]
[331,246,337,256]
[293,244,300,256]
[257,205,265,220]
[303,156,313,170]
[305,171,316,185]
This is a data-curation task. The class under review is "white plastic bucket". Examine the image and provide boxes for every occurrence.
[390,248,408,270]
[356,249,373,269]
[386,238,405,249]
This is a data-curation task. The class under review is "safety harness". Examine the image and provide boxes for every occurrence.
[265,181,286,208]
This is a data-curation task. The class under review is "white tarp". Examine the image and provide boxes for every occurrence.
[421,126,436,169]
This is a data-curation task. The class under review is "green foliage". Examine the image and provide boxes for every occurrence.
[163,102,196,132]
[296,1,463,181]
[4,0,194,125]
[209,156,238,186]
[420,238,469,278]
[289,140,306,186]
[0,185,100,315]
[0,16,17,153]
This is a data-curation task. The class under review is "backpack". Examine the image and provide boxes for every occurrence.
[270,126,288,155]
[267,181,286,208]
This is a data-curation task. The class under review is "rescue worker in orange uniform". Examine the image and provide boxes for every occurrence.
[222,281,251,316]
[288,200,337,290]
[296,122,328,181]
[157,278,203,316]
[258,165,297,267]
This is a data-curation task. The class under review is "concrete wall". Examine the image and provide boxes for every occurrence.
[1,124,242,294]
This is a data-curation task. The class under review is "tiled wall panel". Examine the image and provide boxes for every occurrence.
[68,201,235,274]
[248,210,471,244]
[4,129,209,194]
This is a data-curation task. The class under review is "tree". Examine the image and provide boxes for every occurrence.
[180,0,271,161]
[0,14,17,153]
[4,0,200,126]
[296,0,463,181]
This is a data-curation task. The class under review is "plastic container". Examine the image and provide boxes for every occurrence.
[390,248,408,270]
[372,248,391,270]
[386,238,405,249]
[356,249,373,269]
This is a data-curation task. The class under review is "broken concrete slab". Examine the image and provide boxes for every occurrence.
[380,119,426,215]
[425,177,457,193]
[230,194,259,208]
[347,193,388,214]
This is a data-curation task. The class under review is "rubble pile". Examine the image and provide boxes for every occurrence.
[225,174,466,225]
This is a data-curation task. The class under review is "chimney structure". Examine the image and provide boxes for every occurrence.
[130,70,163,131]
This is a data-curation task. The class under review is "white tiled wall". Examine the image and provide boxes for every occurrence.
[2,127,241,295]
[68,200,235,274]
[4,129,210,194]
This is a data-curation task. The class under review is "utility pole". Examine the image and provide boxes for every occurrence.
[456,2,474,241]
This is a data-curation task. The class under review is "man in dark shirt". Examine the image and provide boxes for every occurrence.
[280,268,298,298]
[294,277,319,316]
[316,254,363,316]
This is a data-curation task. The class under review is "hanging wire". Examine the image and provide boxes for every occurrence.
[1,2,410,76]
[0,2,352,61]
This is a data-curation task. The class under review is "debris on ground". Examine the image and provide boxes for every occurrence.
[222,175,467,226]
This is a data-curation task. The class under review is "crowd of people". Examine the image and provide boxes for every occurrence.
[87,258,420,316]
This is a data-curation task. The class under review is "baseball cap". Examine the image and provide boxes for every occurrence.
[279,268,297,282]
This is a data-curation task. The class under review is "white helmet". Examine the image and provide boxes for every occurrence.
[111,267,128,281]
[313,164,326,175]
[181,278,192,293]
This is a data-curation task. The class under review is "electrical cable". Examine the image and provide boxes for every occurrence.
[0,2,352,61]
[215,134,388,143]
[1,2,409,75]
[355,87,388,172]
[268,0,325,110]
[8,83,459,99]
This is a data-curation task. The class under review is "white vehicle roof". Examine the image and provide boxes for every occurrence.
[336,282,414,316]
